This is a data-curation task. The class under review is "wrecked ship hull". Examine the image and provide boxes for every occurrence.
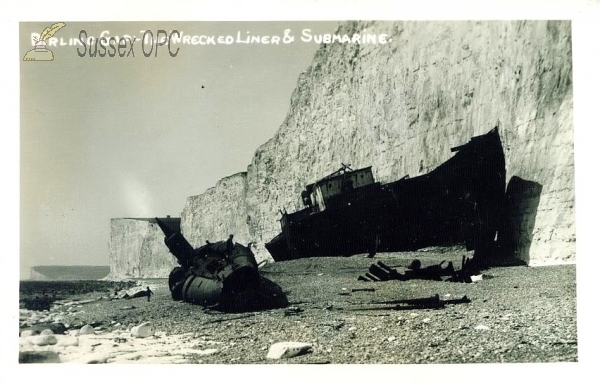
[265,127,506,262]
[267,184,389,260]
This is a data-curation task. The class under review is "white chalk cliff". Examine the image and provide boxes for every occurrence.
[110,21,574,278]
[183,20,574,267]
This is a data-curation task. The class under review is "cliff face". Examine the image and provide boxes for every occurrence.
[107,219,178,279]
[181,172,253,248]
[29,269,50,281]
[184,20,574,266]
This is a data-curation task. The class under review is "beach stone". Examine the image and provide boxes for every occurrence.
[19,351,61,363]
[78,324,96,335]
[20,310,33,320]
[19,337,32,348]
[20,329,38,337]
[57,336,79,347]
[70,321,85,329]
[28,335,58,346]
[85,354,110,364]
[29,322,67,335]
[266,342,312,359]
[131,322,155,338]
[40,329,54,335]
[471,274,484,282]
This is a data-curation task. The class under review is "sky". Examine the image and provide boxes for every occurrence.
[20,21,338,279]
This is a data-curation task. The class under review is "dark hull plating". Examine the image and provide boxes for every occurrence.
[155,218,260,309]
[265,128,506,262]
[169,241,260,308]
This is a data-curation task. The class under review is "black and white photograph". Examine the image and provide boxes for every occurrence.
[2,0,599,380]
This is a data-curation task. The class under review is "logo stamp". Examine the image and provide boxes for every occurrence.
[23,22,66,61]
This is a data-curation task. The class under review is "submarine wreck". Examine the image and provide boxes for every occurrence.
[265,127,506,263]
[155,217,261,310]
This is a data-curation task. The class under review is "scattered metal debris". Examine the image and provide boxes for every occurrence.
[200,314,256,326]
[284,306,304,316]
[359,256,479,283]
[347,294,471,311]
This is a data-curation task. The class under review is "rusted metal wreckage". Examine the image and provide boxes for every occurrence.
[155,217,262,310]
[359,256,478,283]
[348,294,471,312]
[265,128,506,262]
